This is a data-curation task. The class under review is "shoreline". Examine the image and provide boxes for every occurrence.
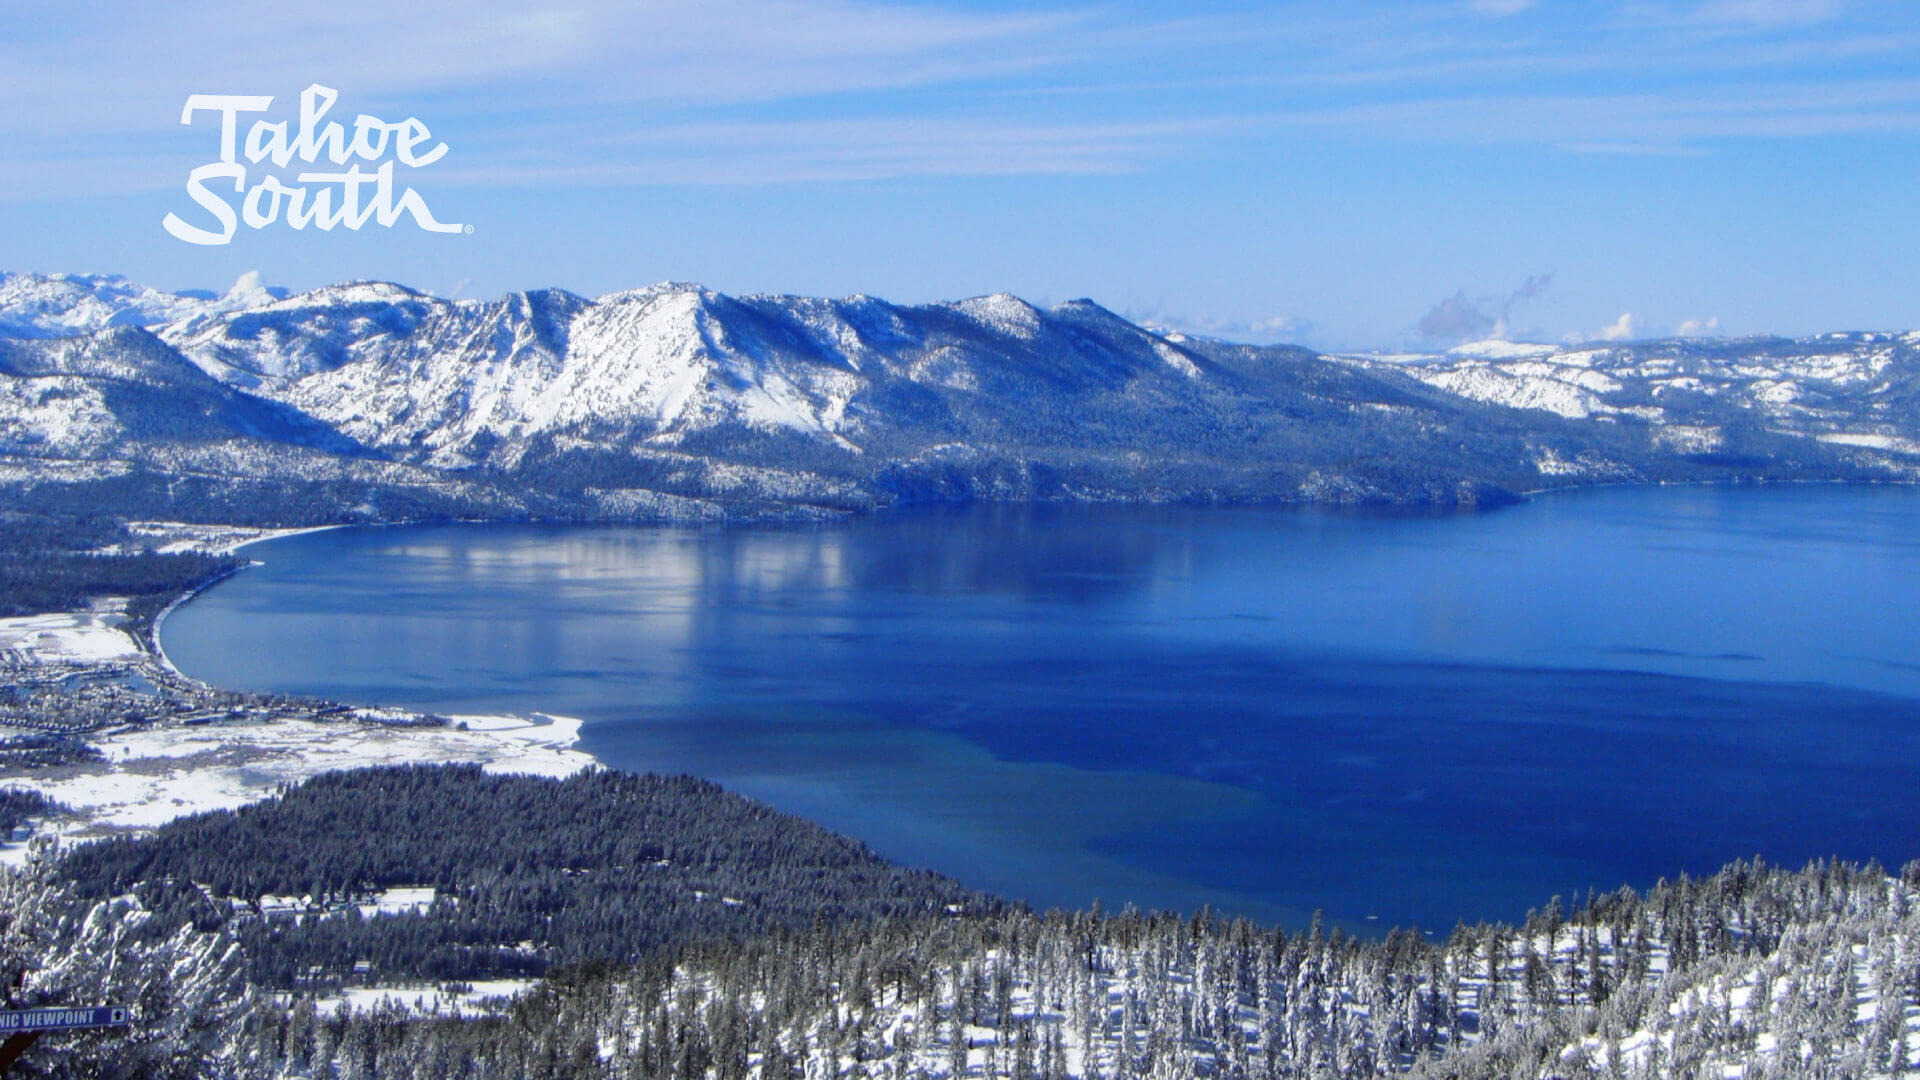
[1514,473,1920,498]
[15,481,1920,884]
[146,523,350,675]
[3,520,603,862]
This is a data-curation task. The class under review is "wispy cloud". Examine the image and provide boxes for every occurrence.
[1560,140,1712,156]
[1693,0,1844,27]
[1266,79,1920,147]
[1128,306,1316,345]
[443,116,1208,186]
[0,0,1196,198]
[0,0,1097,133]
[4,0,1918,199]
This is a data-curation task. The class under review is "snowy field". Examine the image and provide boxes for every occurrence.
[0,601,141,665]
[0,711,593,866]
[114,520,344,555]
[303,978,539,1017]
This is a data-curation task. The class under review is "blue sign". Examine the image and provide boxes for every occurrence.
[0,1008,128,1032]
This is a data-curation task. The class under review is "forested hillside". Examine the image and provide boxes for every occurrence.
[2,766,1916,1078]
[242,858,1915,1080]
[56,765,995,989]
[0,512,241,620]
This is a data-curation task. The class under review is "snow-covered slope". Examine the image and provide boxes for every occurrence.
[1394,334,1920,438]
[0,325,347,459]
[154,281,1239,476]
[4,272,1918,521]
[0,271,280,340]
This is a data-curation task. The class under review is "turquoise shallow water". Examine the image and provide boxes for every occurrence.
[163,486,1920,930]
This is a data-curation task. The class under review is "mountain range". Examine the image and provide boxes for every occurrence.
[3,270,1915,525]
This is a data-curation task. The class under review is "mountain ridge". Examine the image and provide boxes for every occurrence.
[2,269,1915,525]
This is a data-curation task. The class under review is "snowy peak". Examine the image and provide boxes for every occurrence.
[167,286,436,384]
[0,272,193,339]
[948,292,1045,340]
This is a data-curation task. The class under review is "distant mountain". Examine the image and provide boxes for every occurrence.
[0,270,282,340]
[1392,334,1920,461]
[1,272,1914,524]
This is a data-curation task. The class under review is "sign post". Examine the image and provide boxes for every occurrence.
[0,1008,130,1074]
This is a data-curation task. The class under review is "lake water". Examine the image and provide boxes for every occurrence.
[161,486,1920,932]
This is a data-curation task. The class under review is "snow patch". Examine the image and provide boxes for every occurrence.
[0,711,595,864]
[0,608,140,664]
[1817,432,1920,455]
[1446,339,1558,361]
[306,978,536,1016]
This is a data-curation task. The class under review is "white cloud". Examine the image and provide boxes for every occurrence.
[0,0,1239,199]
[1274,78,1920,148]
[1676,316,1721,336]
[1599,313,1642,341]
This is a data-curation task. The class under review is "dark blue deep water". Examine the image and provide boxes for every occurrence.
[161,486,1920,932]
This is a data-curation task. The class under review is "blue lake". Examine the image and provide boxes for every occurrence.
[161,486,1920,932]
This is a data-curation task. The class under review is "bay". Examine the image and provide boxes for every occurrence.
[160,485,1920,931]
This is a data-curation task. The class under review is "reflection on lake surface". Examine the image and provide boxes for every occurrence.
[163,486,1920,930]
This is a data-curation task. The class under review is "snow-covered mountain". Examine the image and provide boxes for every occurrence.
[0,324,348,459]
[0,271,282,340]
[1390,334,1920,457]
[155,281,1241,471]
[2,271,1916,523]
[124,276,1561,508]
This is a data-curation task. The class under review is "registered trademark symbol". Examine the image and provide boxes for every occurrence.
[464,224,474,235]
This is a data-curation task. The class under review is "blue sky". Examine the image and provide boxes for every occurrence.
[2,0,1917,349]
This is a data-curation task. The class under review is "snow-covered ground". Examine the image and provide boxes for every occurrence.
[357,885,438,917]
[0,603,141,664]
[304,978,539,1017]
[114,520,344,556]
[0,711,593,866]
[1817,432,1920,455]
